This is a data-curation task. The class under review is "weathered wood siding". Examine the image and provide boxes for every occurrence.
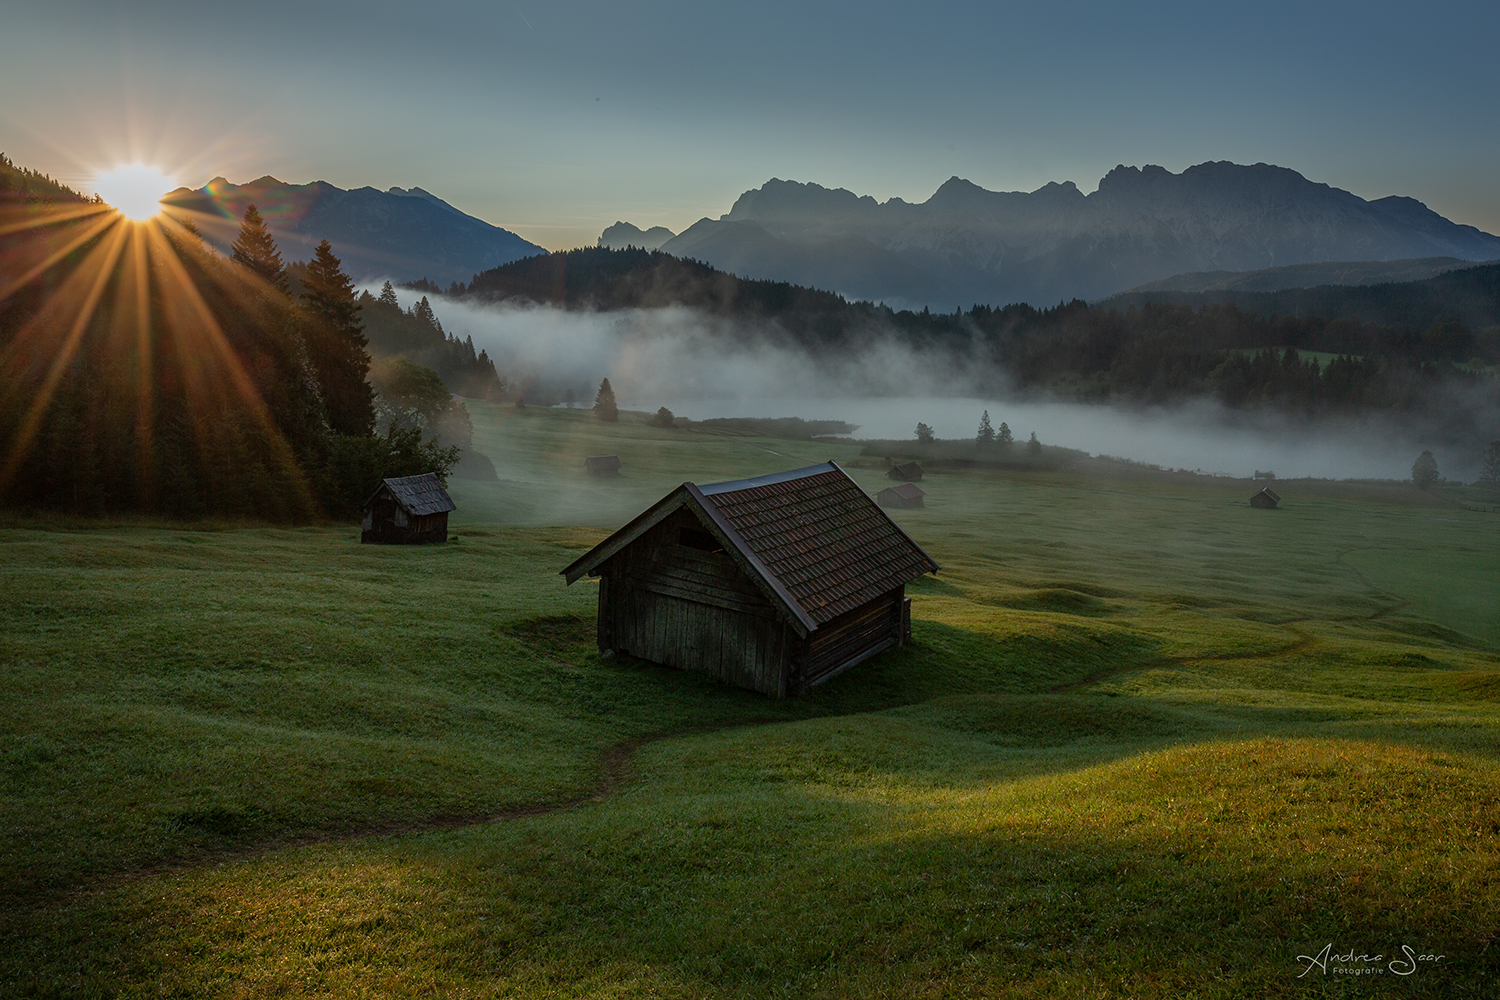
[795,587,905,691]
[599,510,796,696]
[361,489,449,544]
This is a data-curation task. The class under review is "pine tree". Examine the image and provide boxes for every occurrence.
[1411,450,1439,490]
[230,204,288,294]
[1027,432,1042,457]
[998,421,1013,448]
[976,410,994,445]
[378,280,399,309]
[1481,441,1500,488]
[594,378,618,422]
[301,239,374,436]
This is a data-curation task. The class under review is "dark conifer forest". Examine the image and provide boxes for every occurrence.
[0,155,454,519]
[458,247,1498,429]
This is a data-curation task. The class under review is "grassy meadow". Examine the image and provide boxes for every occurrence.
[3,403,1499,997]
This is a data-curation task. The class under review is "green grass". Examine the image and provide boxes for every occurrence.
[3,406,1498,997]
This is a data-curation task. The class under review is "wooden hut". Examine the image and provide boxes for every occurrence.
[586,455,622,477]
[887,461,924,482]
[561,462,939,698]
[362,473,455,544]
[1250,486,1281,509]
[877,483,926,509]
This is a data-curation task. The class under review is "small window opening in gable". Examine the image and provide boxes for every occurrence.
[679,527,725,553]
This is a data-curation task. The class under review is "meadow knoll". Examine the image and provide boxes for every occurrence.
[2,404,1497,997]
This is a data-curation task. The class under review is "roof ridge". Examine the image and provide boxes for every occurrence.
[698,462,837,496]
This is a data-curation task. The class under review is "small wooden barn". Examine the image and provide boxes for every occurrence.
[877,483,926,509]
[586,455,622,477]
[1250,486,1281,509]
[561,461,939,698]
[361,473,455,544]
[887,461,924,481]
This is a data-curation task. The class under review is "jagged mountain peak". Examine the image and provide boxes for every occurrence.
[641,160,1500,309]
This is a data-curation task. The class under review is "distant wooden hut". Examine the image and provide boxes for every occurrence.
[877,483,926,509]
[561,462,939,698]
[1250,486,1281,509]
[887,461,924,481]
[586,455,622,477]
[362,473,455,544]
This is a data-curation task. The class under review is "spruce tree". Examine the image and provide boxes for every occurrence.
[1027,431,1043,457]
[230,204,288,294]
[1481,441,1500,488]
[976,410,994,446]
[301,239,374,436]
[998,421,1013,448]
[594,378,618,422]
[378,280,399,309]
[1411,450,1439,490]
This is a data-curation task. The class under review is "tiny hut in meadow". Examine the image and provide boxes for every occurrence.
[362,473,455,544]
[1250,487,1281,509]
[877,483,926,509]
[887,461,924,482]
[561,462,939,698]
[586,455,622,477]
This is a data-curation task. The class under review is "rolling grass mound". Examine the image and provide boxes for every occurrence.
[2,407,1497,997]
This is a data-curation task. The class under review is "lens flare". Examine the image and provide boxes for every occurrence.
[92,165,176,221]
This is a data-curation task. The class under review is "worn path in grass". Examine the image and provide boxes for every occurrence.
[4,410,1498,998]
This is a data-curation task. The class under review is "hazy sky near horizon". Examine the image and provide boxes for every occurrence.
[4,1,1497,251]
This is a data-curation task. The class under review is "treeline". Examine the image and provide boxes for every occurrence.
[361,282,503,400]
[453,247,1497,421]
[1104,263,1500,340]
[0,167,455,519]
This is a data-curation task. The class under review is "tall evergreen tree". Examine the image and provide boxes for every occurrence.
[997,421,1013,448]
[1411,450,1439,490]
[976,410,994,445]
[301,239,374,436]
[1027,431,1043,457]
[230,204,288,294]
[594,377,618,422]
[378,280,399,309]
[1481,441,1500,488]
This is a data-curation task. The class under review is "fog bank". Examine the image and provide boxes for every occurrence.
[383,288,1485,482]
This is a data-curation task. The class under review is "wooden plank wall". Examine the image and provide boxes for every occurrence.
[797,587,904,691]
[600,510,794,697]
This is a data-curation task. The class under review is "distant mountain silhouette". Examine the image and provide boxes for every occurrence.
[615,163,1500,309]
[162,176,546,283]
[598,221,675,250]
[1116,257,1489,296]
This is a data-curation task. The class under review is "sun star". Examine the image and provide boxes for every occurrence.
[92,164,177,221]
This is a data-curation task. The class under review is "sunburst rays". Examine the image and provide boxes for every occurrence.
[0,198,315,514]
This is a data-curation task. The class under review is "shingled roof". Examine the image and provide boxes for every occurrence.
[372,473,456,516]
[562,462,938,633]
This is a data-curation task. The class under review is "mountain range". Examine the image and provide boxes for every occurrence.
[162,177,546,284]
[606,162,1500,309]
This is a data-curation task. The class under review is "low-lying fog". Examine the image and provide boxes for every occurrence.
[619,397,1424,481]
[386,288,1481,481]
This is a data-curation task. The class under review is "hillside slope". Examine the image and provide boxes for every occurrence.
[162,176,546,283]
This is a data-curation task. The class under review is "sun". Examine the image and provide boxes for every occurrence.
[92,164,178,221]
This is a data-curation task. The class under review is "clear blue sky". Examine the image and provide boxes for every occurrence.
[5,0,1497,250]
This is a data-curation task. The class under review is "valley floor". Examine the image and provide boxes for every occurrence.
[2,406,1498,997]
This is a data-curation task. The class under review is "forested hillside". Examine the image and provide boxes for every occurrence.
[0,157,455,518]
[1106,262,1500,335]
[458,248,1499,429]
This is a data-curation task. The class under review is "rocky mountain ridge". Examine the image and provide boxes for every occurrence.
[162,176,546,284]
[616,162,1500,308]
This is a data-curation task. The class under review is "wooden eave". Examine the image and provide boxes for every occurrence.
[559,484,819,636]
